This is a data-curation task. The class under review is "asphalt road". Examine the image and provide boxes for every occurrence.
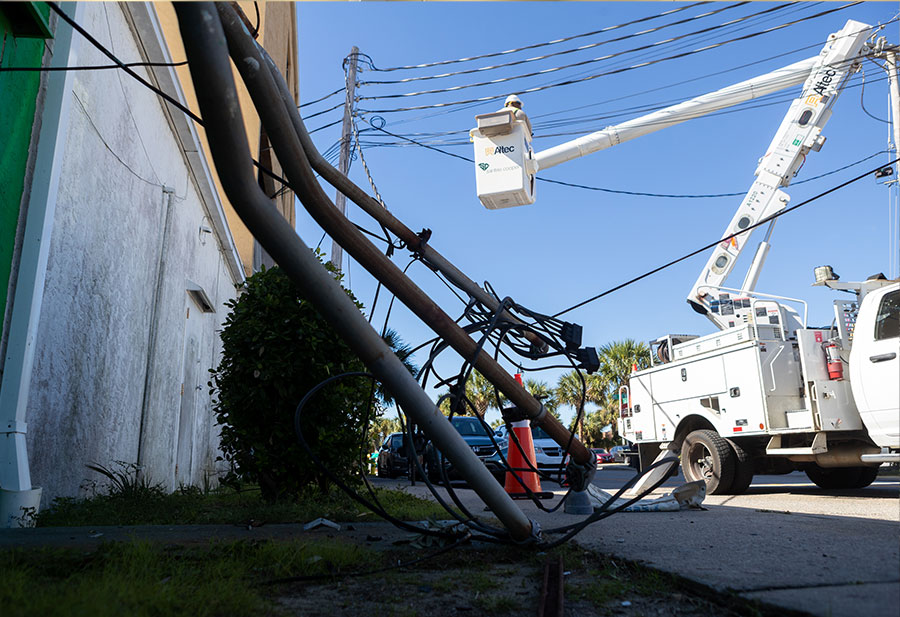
[594,464,900,521]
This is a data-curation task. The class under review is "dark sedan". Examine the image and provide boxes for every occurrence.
[424,416,506,484]
[376,432,422,478]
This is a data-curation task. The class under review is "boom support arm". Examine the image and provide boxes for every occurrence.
[687,19,873,328]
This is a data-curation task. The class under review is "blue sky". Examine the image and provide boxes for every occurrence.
[293,2,899,424]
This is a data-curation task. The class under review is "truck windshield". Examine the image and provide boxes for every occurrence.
[451,418,490,436]
[532,426,552,440]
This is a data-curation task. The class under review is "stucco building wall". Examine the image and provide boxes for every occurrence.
[24,2,246,501]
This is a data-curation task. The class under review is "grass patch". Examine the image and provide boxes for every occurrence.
[4,536,785,617]
[37,483,449,527]
[1,538,378,617]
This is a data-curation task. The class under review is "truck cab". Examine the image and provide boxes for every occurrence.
[849,281,900,449]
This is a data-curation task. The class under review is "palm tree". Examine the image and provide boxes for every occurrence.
[555,370,605,438]
[377,328,418,406]
[523,378,560,419]
[597,339,650,390]
[438,369,499,418]
[597,339,651,440]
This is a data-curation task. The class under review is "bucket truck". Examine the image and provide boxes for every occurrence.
[470,19,899,493]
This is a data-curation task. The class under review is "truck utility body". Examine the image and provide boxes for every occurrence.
[623,278,898,493]
[471,18,900,494]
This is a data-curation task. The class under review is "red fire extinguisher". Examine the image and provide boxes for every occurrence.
[823,342,843,380]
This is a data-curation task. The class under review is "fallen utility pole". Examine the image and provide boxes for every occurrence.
[214,3,594,476]
[175,3,536,541]
[331,45,359,272]
[270,45,547,354]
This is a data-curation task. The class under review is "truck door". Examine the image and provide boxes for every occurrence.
[851,286,900,448]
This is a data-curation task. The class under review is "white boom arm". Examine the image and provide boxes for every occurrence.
[687,19,873,328]
[471,19,876,329]
[532,56,818,173]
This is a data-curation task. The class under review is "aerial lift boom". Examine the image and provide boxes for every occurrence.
[471,20,876,328]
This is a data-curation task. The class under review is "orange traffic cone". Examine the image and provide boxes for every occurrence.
[503,374,553,499]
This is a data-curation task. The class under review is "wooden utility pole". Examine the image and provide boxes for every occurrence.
[331,46,359,272]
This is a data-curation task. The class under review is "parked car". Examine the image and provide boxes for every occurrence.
[609,445,628,463]
[495,425,567,475]
[592,448,615,464]
[376,432,422,479]
[424,416,506,484]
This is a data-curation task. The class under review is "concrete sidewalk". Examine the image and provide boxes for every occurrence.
[395,478,899,617]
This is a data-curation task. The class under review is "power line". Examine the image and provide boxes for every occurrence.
[361,2,750,86]
[303,100,346,121]
[350,36,835,134]
[361,117,893,199]
[550,157,900,318]
[359,3,795,100]
[299,85,347,108]
[0,60,188,72]
[354,69,888,151]
[309,118,344,135]
[540,150,890,197]
[366,1,710,73]
[358,2,862,113]
[46,2,294,194]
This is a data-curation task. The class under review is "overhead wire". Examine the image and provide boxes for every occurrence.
[360,115,893,199]
[299,85,347,108]
[366,1,710,72]
[554,0,822,85]
[360,2,750,85]
[550,156,900,319]
[0,60,188,72]
[45,2,295,196]
[358,2,862,114]
[860,62,892,123]
[359,3,796,100]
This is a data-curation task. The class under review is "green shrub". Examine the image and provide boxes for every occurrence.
[211,264,373,501]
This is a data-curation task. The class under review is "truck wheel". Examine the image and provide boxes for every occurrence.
[680,429,735,495]
[806,465,879,489]
[724,439,754,495]
[851,466,880,488]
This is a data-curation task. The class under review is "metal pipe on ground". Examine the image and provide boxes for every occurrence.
[173,3,534,542]
[214,4,592,471]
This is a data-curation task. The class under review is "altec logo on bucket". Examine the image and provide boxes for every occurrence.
[484,145,515,156]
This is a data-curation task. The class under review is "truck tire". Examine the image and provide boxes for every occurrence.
[806,464,879,489]
[680,429,735,495]
[724,438,754,495]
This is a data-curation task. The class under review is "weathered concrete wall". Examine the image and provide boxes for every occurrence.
[155,1,299,276]
[25,3,241,503]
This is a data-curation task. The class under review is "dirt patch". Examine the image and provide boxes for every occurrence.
[270,540,791,617]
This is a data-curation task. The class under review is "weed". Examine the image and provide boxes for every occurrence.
[1,538,381,617]
[85,461,165,499]
[37,483,447,527]
[469,570,502,593]
[474,594,520,614]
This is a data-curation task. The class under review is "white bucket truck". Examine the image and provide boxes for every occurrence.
[471,19,900,493]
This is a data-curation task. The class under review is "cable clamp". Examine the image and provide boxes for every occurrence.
[529,402,547,425]
[513,519,542,544]
[415,228,432,252]
[500,405,528,424]
[564,457,597,493]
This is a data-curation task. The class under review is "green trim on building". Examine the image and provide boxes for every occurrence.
[0,2,52,341]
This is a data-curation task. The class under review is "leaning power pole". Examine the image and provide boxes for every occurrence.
[331,46,359,272]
